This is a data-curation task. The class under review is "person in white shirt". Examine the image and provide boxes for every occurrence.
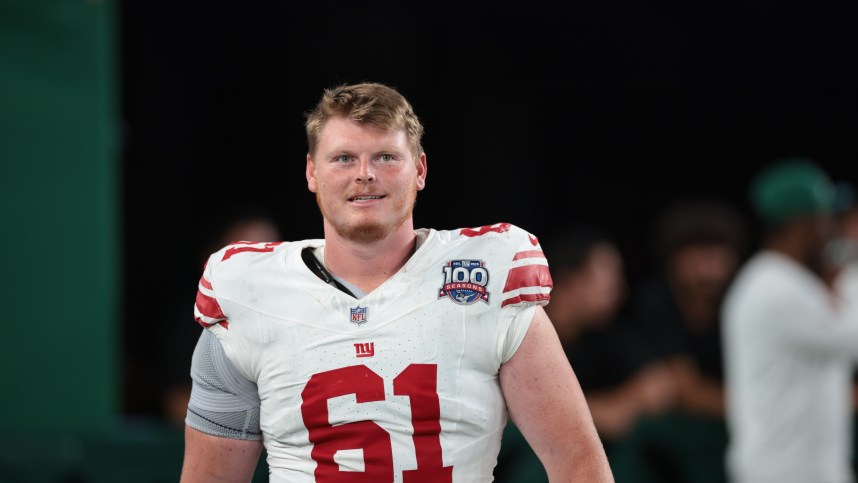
[722,158,858,483]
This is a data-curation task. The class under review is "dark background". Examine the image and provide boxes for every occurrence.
[120,0,858,416]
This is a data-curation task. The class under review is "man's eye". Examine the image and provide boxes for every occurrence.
[379,154,394,162]
[334,155,351,163]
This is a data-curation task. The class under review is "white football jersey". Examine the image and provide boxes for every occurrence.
[193,223,552,483]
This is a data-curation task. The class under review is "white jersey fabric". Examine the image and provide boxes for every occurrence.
[192,223,552,482]
[722,251,858,483]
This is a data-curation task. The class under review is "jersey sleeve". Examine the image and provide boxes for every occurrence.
[191,243,267,382]
[498,226,553,309]
[496,225,553,362]
[194,248,230,329]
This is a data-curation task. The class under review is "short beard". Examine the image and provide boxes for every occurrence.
[341,222,392,244]
[317,189,417,244]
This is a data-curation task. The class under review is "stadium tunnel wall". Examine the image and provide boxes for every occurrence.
[0,0,120,432]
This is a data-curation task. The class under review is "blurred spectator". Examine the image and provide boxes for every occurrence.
[630,198,748,418]
[722,158,858,483]
[827,181,858,417]
[495,225,674,482]
[544,225,676,442]
[610,198,747,483]
[158,205,282,429]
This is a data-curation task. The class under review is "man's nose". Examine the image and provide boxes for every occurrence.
[356,159,376,183]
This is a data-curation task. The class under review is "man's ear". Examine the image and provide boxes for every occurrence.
[306,154,317,193]
[416,152,427,191]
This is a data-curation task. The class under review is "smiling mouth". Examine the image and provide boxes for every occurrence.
[349,195,385,202]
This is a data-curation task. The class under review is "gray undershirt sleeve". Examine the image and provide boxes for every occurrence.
[186,243,387,439]
[185,329,262,440]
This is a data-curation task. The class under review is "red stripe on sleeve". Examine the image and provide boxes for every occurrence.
[195,290,226,320]
[502,264,553,293]
[194,316,229,329]
[501,293,551,308]
[199,276,213,290]
[513,250,545,261]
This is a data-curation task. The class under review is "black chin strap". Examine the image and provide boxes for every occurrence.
[301,246,356,297]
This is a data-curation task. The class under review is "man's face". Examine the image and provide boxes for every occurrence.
[306,116,427,243]
[670,243,738,300]
[572,244,626,326]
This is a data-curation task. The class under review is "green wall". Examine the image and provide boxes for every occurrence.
[0,0,119,431]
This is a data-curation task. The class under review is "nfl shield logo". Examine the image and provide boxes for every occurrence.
[350,306,368,325]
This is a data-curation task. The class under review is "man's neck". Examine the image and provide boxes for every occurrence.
[322,221,417,293]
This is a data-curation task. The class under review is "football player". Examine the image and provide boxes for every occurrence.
[180,82,614,482]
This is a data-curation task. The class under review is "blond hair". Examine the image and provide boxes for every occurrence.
[305,82,424,159]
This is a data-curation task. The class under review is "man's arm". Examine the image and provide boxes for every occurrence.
[180,330,265,482]
[181,426,263,483]
[499,305,614,482]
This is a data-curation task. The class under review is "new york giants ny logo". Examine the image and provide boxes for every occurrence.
[354,342,375,358]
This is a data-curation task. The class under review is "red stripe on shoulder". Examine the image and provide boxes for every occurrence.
[501,293,551,308]
[199,276,213,290]
[195,290,225,320]
[459,223,511,237]
[222,241,284,262]
[502,265,553,293]
[513,250,545,261]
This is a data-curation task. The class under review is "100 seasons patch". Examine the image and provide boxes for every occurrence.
[439,259,490,305]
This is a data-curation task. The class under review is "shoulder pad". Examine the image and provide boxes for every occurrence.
[193,241,286,329]
[456,223,552,308]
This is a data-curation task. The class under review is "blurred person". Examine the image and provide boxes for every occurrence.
[160,206,282,429]
[612,198,748,483]
[722,158,858,483]
[826,181,858,420]
[630,199,748,418]
[544,226,676,443]
[495,225,674,483]
[180,82,614,482]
